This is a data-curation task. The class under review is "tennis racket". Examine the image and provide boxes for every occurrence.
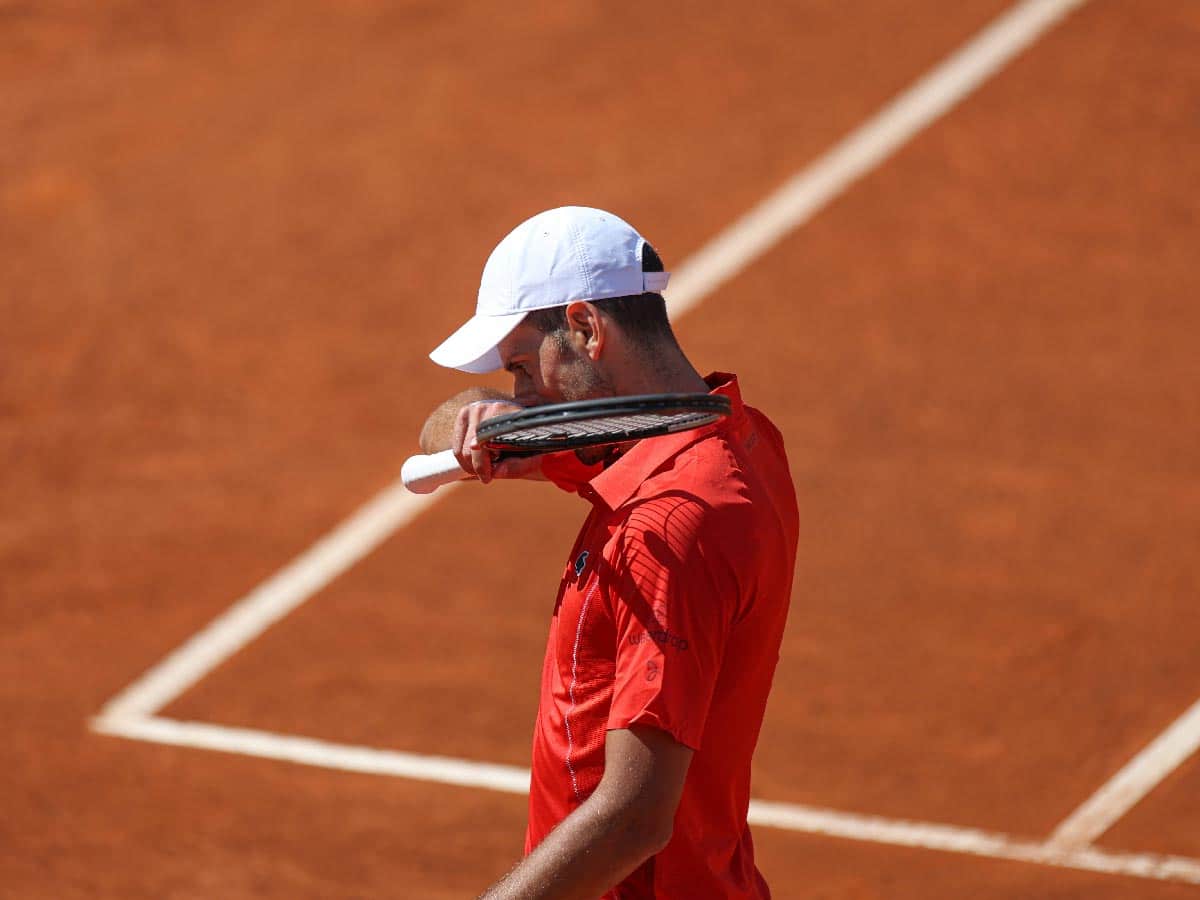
[401,392,730,494]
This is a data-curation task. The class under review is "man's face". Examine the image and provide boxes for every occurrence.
[497,319,611,407]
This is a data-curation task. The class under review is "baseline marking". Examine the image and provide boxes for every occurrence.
[91,715,1200,886]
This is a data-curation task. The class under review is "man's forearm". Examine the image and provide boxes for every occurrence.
[479,789,667,900]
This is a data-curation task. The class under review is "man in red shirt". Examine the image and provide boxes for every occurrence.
[420,207,798,899]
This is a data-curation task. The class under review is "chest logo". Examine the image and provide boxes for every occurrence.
[573,550,590,578]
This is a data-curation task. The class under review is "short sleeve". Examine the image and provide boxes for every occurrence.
[605,494,739,750]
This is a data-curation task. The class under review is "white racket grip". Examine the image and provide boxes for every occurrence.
[401,449,472,494]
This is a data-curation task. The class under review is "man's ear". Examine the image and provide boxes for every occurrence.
[564,301,605,360]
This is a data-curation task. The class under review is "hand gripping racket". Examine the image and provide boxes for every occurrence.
[401,392,731,494]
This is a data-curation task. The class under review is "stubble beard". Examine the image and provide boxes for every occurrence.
[554,337,623,466]
[554,333,614,403]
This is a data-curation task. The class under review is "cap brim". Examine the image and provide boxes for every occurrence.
[429,311,527,374]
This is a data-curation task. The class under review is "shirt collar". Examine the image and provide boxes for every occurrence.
[581,372,746,511]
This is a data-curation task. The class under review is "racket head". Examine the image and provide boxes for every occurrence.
[476,392,731,453]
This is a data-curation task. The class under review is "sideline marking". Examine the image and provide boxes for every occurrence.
[90,715,1200,886]
[88,0,1200,887]
[1048,696,1200,849]
[666,0,1089,317]
[98,480,458,721]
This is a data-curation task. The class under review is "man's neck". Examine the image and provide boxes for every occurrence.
[608,349,710,397]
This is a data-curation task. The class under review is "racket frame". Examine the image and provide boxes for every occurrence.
[475,392,731,453]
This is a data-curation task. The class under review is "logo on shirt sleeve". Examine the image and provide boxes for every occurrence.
[628,629,689,651]
[625,598,690,650]
[573,550,590,578]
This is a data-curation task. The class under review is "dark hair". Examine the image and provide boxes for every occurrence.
[526,243,676,350]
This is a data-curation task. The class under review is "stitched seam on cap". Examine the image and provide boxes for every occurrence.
[508,236,519,308]
[571,221,594,298]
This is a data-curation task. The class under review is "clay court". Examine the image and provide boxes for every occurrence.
[4,1,1200,897]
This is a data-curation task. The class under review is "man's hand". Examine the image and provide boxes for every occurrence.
[450,398,526,483]
[417,388,545,484]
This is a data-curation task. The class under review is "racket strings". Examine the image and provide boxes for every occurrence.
[498,411,718,444]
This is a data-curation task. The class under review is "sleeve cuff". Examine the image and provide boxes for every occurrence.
[607,709,701,752]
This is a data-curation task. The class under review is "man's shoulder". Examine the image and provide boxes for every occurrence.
[620,442,752,546]
[669,409,790,496]
[618,394,794,526]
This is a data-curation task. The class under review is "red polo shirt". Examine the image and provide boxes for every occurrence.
[526,373,799,899]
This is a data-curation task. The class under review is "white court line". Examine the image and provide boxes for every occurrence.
[1048,696,1200,849]
[91,715,532,794]
[90,715,1200,886]
[665,0,1090,317]
[750,801,1200,884]
[97,479,459,721]
[90,0,1200,887]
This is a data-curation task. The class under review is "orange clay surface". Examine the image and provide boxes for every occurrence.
[3,2,1200,897]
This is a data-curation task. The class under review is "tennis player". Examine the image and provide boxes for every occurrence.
[420,207,799,899]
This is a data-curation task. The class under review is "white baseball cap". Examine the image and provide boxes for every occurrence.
[429,206,670,374]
